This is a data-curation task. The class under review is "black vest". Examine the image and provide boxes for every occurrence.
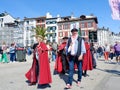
[67,36,82,57]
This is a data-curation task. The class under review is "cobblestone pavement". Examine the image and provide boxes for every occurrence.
[0,55,119,90]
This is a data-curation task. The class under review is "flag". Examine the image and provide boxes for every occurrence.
[109,0,120,20]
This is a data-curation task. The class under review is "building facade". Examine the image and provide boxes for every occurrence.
[0,12,24,46]
[57,15,98,44]
[23,17,36,46]
[97,27,110,46]
[0,12,15,28]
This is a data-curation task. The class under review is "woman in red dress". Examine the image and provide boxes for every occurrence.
[25,35,52,87]
[82,42,93,77]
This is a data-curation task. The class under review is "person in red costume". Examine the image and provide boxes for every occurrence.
[25,35,52,87]
[55,37,69,74]
[82,41,93,77]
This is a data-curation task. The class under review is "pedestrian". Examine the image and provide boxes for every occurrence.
[0,42,9,63]
[9,43,16,62]
[90,42,97,68]
[25,35,52,87]
[65,28,86,89]
[104,44,110,62]
[109,45,114,62]
[114,41,120,64]
[97,46,103,58]
[54,36,69,74]
[82,41,93,77]
[51,41,57,61]
[27,46,32,55]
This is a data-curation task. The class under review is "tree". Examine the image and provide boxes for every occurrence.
[33,26,47,40]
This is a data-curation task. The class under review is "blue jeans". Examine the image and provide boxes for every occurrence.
[10,53,16,62]
[67,56,82,85]
[52,51,56,61]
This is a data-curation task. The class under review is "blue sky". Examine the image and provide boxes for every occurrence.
[0,0,120,33]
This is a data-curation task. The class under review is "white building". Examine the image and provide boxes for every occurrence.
[0,12,15,27]
[0,27,14,46]
[97,27,120,46]
[46,13,59,42]
[97,27,110,46]
[0,12,24,46]
[109,32,120,45]
[23,17,36,47]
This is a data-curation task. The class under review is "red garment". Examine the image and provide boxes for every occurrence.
[82,42,93,70]
[54,42,67,73]
[104,52,109,60]
[25,42,52,84]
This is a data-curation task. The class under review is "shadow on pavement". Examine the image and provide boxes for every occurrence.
[59,73,77,85]
[96,68,120,76]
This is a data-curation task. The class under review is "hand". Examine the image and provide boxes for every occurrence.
[78,55,83,61]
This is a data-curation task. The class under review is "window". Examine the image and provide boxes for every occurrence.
[52,21,57,24]
[47,34,50,38]
[31,26,34,29]
[63,24,69,29]
[64,32,68,36]
[52,33,56,38]
[26,21,29,24]
[81,30,85,36]
[0,18,3,22]
[42,19,44,22]
[52,26,56,32]
[26,27,29,30]
[88,22,92,28]
[1,24,3,27]
[81,23,84,28]
[52,39,56,42]
[46,21,50,24]
[59,32,63,37]
[58,25,62,30]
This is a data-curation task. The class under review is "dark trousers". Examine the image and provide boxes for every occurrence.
[109,53,114,60]
[10,53,16,62]
[61,54,67,72]
[67,56,82,85]
[92,53,96,67]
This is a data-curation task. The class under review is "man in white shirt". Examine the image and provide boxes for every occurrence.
[65,28,86,89]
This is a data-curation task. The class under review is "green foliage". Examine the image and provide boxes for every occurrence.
[34,26,46,39]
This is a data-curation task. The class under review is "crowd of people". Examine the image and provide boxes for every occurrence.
[0,28,119,89]
[0,42,32,63]
[25,28,120,89]
[0,42,16,63]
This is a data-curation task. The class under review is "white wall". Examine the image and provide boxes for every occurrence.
[0,14,15,27]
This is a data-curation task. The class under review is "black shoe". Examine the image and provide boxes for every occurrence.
[28,82,36,86]
[93,65,96,69]
[61,71,65,74]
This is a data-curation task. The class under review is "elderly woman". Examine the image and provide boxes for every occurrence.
[25,35,52,87]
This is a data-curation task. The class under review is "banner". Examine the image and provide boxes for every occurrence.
[109,0,120,20]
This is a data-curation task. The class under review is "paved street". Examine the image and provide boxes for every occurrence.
[0,55,120,90]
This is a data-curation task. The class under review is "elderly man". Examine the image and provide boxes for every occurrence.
[65,28,86,89]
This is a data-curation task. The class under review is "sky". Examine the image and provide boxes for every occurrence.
[0,0,120,33]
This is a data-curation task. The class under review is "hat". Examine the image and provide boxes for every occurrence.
[71,28,78,32]
[62,36,68,40]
